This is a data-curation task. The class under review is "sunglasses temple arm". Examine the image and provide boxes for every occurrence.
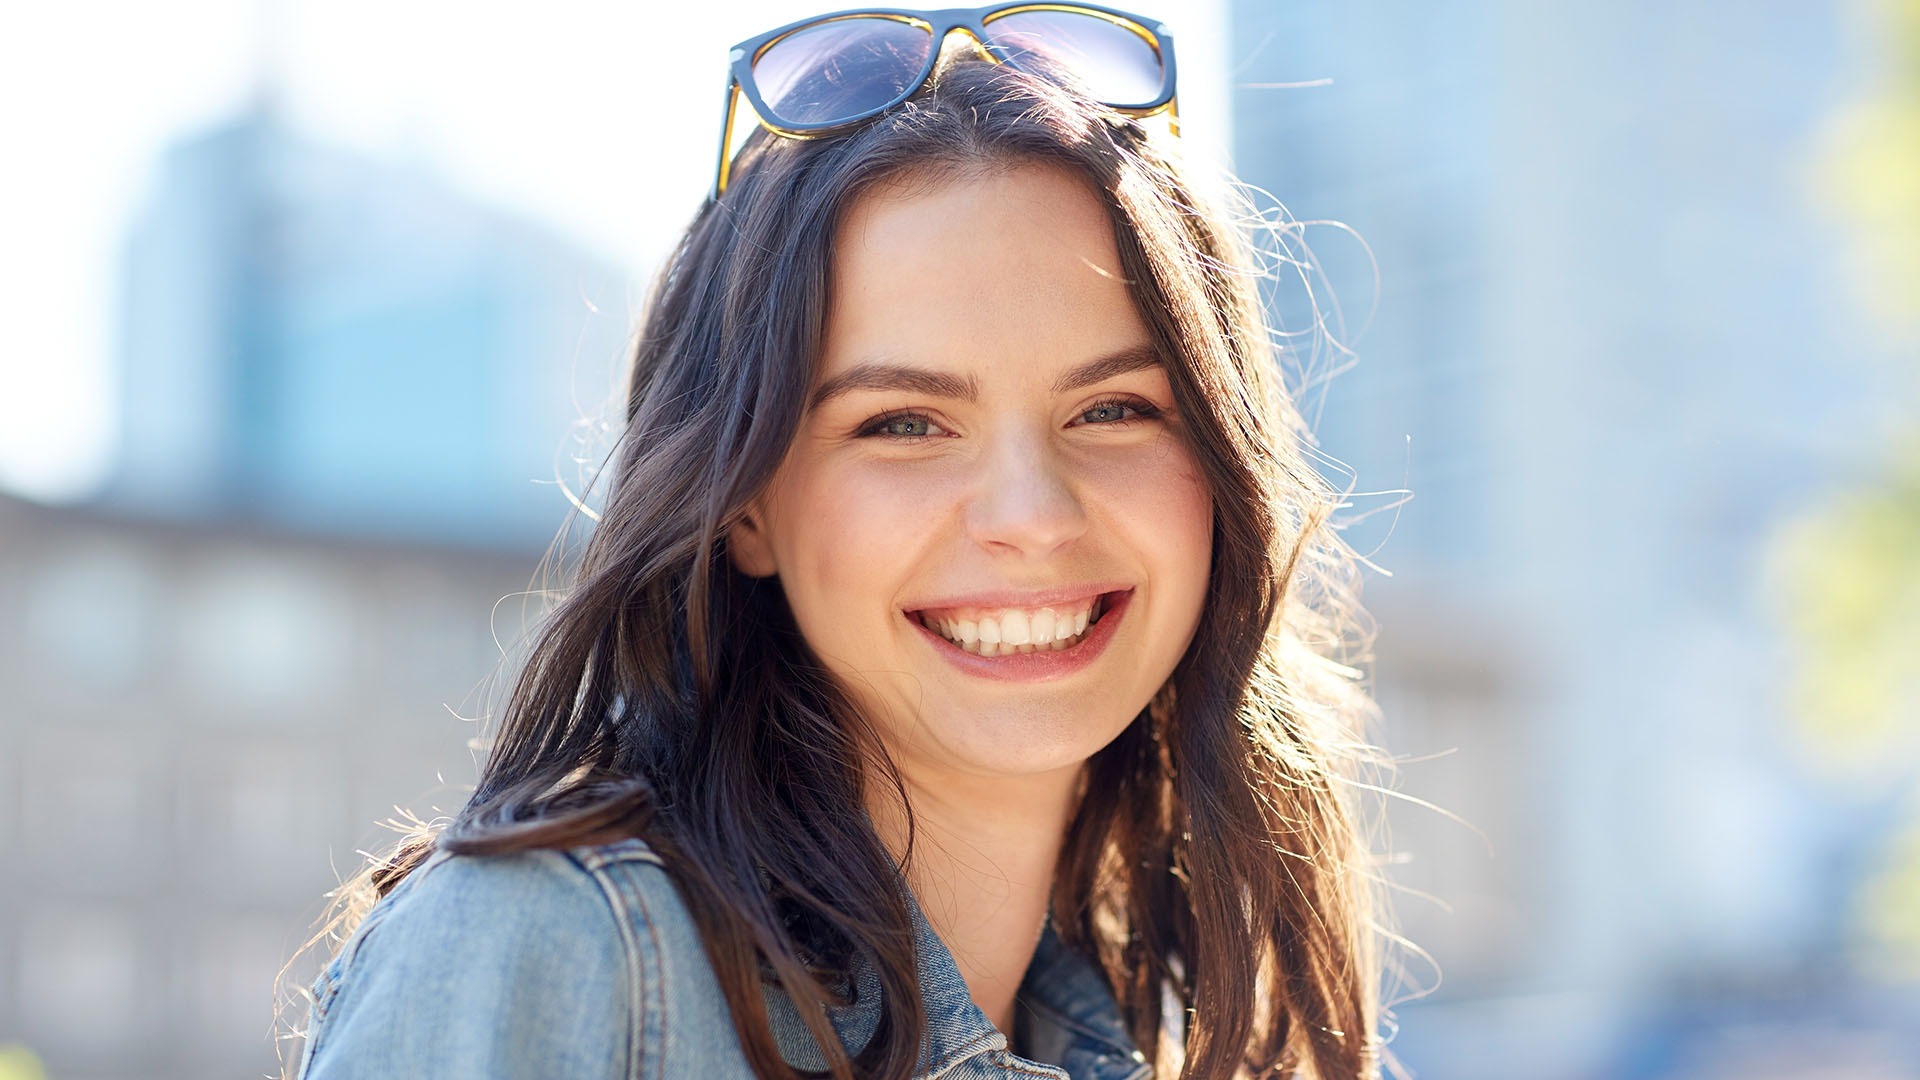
[711,76,741,203]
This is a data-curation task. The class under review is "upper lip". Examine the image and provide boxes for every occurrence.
[904,583,1132,614]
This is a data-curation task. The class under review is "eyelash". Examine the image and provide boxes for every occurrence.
[856,397,1163,441]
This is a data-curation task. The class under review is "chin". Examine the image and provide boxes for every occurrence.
[925,705,1138,777]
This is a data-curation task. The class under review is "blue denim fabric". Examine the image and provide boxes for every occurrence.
[296,837,1151,1079]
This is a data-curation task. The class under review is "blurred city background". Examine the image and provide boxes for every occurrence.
[0,1,1915,1078]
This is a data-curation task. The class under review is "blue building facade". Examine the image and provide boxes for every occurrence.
[112,104,632,551]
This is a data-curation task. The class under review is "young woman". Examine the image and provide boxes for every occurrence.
[287,5,1396,1078]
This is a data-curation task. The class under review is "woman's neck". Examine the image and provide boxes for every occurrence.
[866,762,1083,1035]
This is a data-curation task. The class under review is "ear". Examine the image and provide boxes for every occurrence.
[725,502,779,579]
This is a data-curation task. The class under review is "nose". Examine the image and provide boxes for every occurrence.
[964,435,1090,560]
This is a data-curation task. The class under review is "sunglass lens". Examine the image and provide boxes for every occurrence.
[751,17,936,127]
[982,10,1166,108]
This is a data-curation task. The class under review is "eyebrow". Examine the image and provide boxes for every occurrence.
[807,344,1165,411]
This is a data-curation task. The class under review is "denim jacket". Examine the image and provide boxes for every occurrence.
[295,836,1152,1079]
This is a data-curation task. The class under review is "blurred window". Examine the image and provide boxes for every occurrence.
[18,733,149,884]
[177,550,354,716]
[18,907,140,1055]
[24,536,160,694]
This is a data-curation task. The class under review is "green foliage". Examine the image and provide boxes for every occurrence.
[1854,804,1920,980]
[1765,444,1920,781]
[0,1045,47,1080]
[1815,0,1920,343]
[1776,0,1920,983]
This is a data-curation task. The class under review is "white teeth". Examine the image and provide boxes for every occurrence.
[921,594,1115,655]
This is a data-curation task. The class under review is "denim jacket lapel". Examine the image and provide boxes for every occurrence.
[764,887,1151,1080]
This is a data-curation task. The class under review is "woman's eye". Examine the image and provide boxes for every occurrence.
[859,411,941,439]
[1078,398,1160,426]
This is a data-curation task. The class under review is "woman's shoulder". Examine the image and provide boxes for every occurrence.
[377,836,683,944]
[297,835,752,1079]
[334,836,695,981]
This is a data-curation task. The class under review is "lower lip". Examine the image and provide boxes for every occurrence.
[906,589,1132,683]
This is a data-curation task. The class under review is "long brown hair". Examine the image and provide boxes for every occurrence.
[285,56,1397,1080]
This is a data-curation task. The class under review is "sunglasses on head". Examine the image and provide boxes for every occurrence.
[712,3,1179,200]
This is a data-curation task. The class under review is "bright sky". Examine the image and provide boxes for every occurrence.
[0,0,1230,502]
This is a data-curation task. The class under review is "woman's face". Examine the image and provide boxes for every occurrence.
[728,162,1213,783]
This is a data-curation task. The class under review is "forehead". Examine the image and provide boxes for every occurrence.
[818,162,1154,386]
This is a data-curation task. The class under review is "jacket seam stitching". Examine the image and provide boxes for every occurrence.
[571,849,661,1080]
[921,1031,1013,1079]
[574,836,664,870]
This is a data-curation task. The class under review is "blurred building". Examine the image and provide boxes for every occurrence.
[109,101,632,551]
[1226,2,1919,1077]
[0,491,538,1079]
[0,101,624,1079]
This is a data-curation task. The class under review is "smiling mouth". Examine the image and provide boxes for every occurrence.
[909,591,1120,657]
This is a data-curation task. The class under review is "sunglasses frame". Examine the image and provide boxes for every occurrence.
[712,2,1179,200]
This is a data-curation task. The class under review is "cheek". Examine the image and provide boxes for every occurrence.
[1091,436,1213,552]
[1092,437,1214,631]
[1159,463,1215,610]
[772,461,958,634]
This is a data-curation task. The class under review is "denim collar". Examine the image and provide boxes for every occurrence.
[763,890,1150,1080]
